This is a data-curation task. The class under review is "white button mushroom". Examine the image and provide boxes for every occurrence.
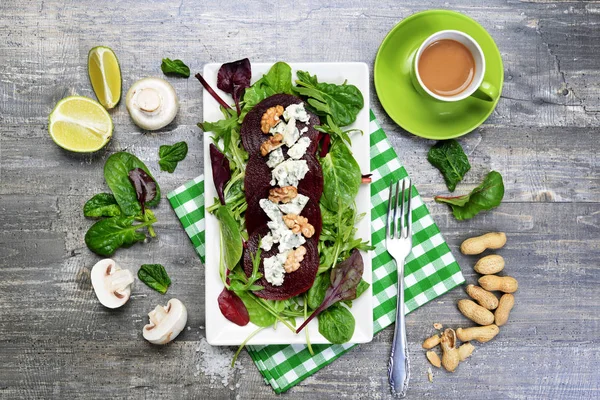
[91,259,134,309]
[125,77,178,130]
[143,298,188,345]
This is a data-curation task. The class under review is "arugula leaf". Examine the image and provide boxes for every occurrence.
[435,171,505,220]
[238,62,293,121]
[104,152,161,216]
[317,304,355,344]
[138,264,172,294]
[84,215,156,256]
[428,140,471,192]
[320,139,361,212]
[83,193,122,218]
[161,58,190,78]
[159,141,188,173]
[294,70,364,127]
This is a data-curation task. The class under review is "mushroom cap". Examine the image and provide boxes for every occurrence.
[126,77,178,131]
[143,298,188,345]
[91,259,134,309]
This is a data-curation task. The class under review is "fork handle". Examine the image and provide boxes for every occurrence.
[388,259,410,397]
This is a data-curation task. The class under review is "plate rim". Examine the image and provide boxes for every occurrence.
[374,9,504,140]
[203,61,373,346]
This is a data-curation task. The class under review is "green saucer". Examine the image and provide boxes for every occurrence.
[374,10,504,140]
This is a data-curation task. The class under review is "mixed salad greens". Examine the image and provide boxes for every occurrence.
[198,59,372,349]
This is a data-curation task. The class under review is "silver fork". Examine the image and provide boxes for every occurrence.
[385,179,413,398]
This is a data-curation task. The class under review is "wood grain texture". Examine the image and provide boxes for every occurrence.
[1,0,599,399]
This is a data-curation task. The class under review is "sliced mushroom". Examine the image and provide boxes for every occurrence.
[126,77,178,130]
[143,298,187,345]
[91,259,134,309]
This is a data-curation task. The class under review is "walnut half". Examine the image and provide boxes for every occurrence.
[284,246,307,273]
[260,133,283,156]
[261,105,284,134]
[283,214,315,238]
[269,186,298,203]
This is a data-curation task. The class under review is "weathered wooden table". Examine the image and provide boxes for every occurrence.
[1,1,598,398]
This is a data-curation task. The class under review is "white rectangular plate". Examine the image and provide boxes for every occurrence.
[203,62,372,345]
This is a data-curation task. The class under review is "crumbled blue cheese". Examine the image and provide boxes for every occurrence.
[260,233,275,251]
[288,137,311,160]
[267,220,306,252]
[284,103,310,123]
[300,126,308,134]
[266,148,285,168]
[263,251,288,286]
[270,159,309,187]
[259,198,283,222]
[281,117,300,147]
[270,121,286,135]
[278,193,309,215]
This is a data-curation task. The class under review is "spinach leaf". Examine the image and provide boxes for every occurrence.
[317,304,355,344]
[217,58,251,114]
[161,58,190,78]
[214,206,243,275]
[138,264,171,294]
[218,287,250,326]
[296,249,364,334]
[235,290,276,327]
[354,279,370,300]
[435,171,504,220]
[83,193,121,218]
[307,271,331,310]
[104,152,161,216]
[128,168,157,214]
[320,139,361,212]
[238,62,293,121]
[84,215,156,256]
[159,141,188,173]
[427,140,471,192]
[294,70,364,127]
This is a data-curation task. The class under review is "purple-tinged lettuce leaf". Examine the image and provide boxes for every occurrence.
[217,58,251,115]
[209,144,231,205]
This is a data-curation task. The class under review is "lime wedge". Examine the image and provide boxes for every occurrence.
[48,96,113,152]
[88,46,122,110]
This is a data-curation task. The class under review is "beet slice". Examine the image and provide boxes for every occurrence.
[241,94,320,156]
[245,190,322,240]
[243,153,323,204]
[243,224,319,300]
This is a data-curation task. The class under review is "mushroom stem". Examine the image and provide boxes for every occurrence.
[107,269,135,296]
[148,304,169,327]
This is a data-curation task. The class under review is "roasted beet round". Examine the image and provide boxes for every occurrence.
[240,94,320,156]
[245,190,322,240]
[243,224,319,300]
[243,153,324,204]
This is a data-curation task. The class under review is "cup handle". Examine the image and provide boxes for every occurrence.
[471,80,499,102]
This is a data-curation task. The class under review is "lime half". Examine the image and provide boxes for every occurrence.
[88,46,122,110]
[48,96,113,152]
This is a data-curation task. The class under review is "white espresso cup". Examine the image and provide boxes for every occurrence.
[411,30,498,102]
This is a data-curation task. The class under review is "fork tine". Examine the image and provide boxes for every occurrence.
[392,181,400,239]
[406,179,412,237]
[386,181,393,239]
[399,179,405,237]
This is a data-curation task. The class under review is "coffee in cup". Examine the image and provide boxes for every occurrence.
[412,30,498,102]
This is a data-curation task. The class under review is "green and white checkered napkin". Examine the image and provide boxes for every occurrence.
[168,111,464,393]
